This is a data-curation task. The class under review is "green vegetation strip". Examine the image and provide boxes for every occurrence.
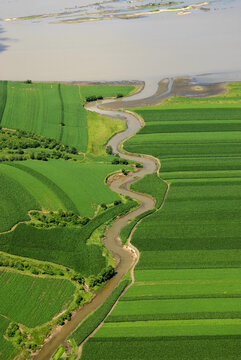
[0,80,7,123]
[70,279,130,346]
[130,172,168,208]
[120,209,155,244]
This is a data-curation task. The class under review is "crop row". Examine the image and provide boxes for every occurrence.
[81,335,241,360]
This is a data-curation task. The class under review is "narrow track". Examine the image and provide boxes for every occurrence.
[35,79,173,360]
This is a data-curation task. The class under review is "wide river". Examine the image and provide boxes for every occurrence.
[0,0,241,89]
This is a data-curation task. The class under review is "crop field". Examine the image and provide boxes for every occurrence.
[81,336,241,360]
[12,160,124,217]
[0,270,75,327]
[0,315,16,360]
[81,83,241,359]
[0,159,126,232]
[0,81,135,152]
[130,173,168,208]
[0,199,137,275]
[0,170,39,232]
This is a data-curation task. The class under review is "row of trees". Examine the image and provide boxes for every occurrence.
[88,265,115,288]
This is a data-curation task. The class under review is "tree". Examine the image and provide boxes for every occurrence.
[106,145,113,155]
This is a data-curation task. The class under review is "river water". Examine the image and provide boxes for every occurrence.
[0,0,241,85]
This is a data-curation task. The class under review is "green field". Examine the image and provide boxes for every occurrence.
[0,81,135,152]
[0,159,128,232]
[81,82,241,359]
[0,199,137,275]
[0,170,40,232]
[0,270,75,327]
[81,336,241,360]
[0,315,16,360]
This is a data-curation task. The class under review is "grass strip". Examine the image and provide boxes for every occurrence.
[70,279,130,346]
[120,209,155,244]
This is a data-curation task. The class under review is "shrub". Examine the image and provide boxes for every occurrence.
[106,145,113,155]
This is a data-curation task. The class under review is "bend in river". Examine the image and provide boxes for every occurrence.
[35,79,171,360]
[35,76,226,359]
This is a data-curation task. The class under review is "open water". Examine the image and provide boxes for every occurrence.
[0,0,241,87]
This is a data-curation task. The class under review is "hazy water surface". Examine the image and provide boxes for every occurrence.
[0,0,241,83]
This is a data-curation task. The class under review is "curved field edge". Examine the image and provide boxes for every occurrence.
[0,159,133,233]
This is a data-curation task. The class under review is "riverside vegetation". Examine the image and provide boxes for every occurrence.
[0,80,138,358]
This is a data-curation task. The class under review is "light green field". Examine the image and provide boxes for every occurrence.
[0,159,124,232]
[87,111,126,155]
[19,160,124,216]
[122,268,241,299]
[96,319,241,338]
[0,270,75,327]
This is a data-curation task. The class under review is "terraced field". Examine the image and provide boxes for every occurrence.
[81,83,241,359]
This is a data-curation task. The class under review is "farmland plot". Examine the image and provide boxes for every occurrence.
[0,270,75,327]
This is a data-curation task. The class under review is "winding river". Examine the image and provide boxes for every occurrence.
[35,80,173,360]
[35,76,226,359]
